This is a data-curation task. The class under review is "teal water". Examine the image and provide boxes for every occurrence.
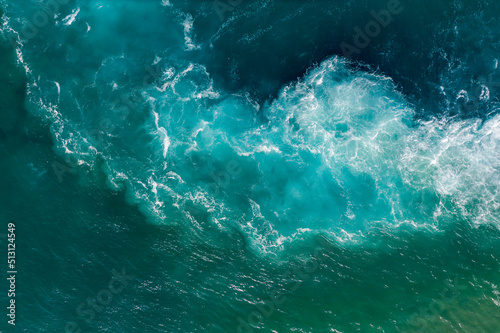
[1,0,500,332]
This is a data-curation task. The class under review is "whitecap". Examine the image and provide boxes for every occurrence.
[62,8,80,26]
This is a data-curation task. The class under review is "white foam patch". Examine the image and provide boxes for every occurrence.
[62,8,80,26]
[152,110,171,158]
[182,14,201,51]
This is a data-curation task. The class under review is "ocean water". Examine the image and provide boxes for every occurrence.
[1,0,500,332]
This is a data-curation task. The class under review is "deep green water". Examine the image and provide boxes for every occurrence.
[1,0,500,332]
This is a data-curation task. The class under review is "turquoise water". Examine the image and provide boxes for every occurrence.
[1,0,500,332]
